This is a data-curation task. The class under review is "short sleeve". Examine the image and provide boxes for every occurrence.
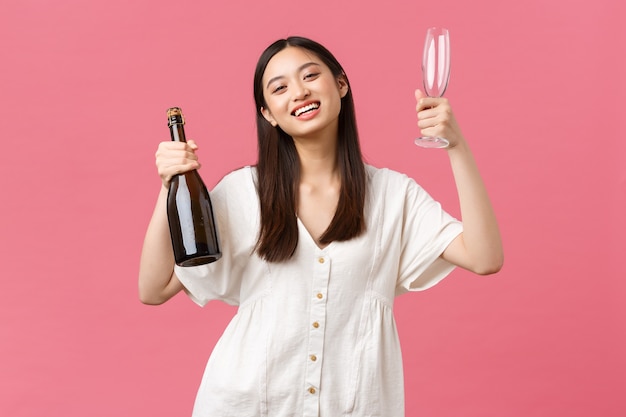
[174,167,259,307]
[395,176,463,295]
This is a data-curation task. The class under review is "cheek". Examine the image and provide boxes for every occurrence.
[326,83,345,107]
[328,91,344,115]
[264,97,285,117]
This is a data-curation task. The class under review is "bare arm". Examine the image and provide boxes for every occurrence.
[415,90,504,275]
[138,140,201,304]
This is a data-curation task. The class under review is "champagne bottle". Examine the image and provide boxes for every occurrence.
[166,107,221,266]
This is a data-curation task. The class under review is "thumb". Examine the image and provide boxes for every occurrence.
[414,89,426,102]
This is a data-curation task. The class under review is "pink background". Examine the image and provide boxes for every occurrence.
[1,0,625,416]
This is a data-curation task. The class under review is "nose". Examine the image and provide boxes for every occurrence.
[292,81,310,101]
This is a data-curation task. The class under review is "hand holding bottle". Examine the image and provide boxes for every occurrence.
[155,139,201,188]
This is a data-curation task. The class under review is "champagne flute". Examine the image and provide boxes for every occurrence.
[415,27,451,148]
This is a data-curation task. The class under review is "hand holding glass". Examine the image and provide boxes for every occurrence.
[415,27,451,149]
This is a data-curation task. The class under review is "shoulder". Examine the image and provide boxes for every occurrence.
[210,166,258,209]
[210,166,259,232]
[365,164,420,194]
[215,165,257,188]
[211,166,257,195]
[365,165,437,217]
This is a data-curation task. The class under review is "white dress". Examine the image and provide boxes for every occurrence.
[175,165,463,417]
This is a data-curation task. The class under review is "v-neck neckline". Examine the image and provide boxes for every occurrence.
[297,217,334,252]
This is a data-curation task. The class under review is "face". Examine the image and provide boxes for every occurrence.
[261,46,348,142]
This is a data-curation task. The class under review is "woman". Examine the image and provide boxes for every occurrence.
[139,36,503,417]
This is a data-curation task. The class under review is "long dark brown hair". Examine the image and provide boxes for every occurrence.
[253,36,366,262]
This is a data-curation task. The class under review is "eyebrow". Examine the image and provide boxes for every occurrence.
[265,62,321,89]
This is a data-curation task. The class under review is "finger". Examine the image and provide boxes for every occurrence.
[159,160,200,183]
[158,141,198,154]
[416,97,445,113]
[187,139,199,150]
[415,89,426,102]
[170,162,200,175]
[157,142,199,160]
[417,109,444,131]
[418,99,453,121]
[158,141,187,150]
[415,89,432,113]
[158,151,200,168]
[417,117,435,130]
[417,106,439,121]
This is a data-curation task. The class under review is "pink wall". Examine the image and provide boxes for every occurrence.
[1,0,624,416]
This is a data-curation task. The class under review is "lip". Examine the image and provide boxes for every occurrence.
[291,100,320,116]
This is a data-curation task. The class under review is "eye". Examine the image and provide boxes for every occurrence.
[304,72,320,80]
[271,85,286,94]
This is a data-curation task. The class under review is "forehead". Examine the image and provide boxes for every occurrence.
[262,46,326,82]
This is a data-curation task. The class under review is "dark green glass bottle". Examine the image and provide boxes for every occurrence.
[166,107,221,266]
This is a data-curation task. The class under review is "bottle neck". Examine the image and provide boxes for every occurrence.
[169,123,187,142]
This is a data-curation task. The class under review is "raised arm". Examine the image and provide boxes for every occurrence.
[138,140,201,304]
[415,90,504,275]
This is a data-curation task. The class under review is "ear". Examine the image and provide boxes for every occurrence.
[337,75,349,98]
[261,107,278,127]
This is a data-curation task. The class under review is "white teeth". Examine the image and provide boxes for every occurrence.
[294,103,319,117]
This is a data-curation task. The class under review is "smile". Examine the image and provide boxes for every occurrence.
[292,102,320,117]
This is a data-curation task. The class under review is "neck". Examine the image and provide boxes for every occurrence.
[294,137,339,184]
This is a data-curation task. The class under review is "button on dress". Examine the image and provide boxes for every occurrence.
[175,165,463,417]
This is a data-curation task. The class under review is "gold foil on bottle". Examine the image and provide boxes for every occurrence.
[167,107,185,127]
